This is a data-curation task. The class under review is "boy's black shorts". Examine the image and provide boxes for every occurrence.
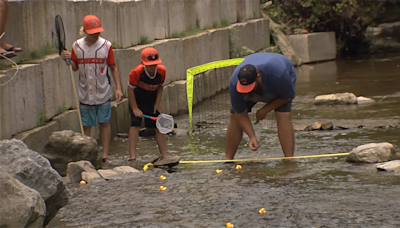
[129,104,160,128]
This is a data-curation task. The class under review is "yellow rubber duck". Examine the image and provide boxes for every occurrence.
[236,165,242,170]
[79,180,86,185]
[216,169,222,174]
[160,175,166,180]
[259,208,266,214]
[226,222,234,228]
[143,163,154,171]
[160,186,167,191]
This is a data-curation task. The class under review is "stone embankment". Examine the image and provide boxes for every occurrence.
[0,0,269,152]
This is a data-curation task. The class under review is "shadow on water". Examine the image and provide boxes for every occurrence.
[49,55,400,228]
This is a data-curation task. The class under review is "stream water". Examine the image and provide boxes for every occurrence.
[48,54,400,228]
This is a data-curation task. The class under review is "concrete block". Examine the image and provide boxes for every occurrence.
[136,0,154,44]
[151,0,169,39]
[167,0,186,38]
[73,1,118,45]
[245,0,260,19]
[81,171,104,183]
[236,0,246,22]
[183,0,197,30]
[220,0,237,24]
[174,80,188,113]
[113,47,143,97]
[113,166,140,174]
[195,0,221,29]
[195,32,211,66]
[288,32,336,63]
[111,99,130,135]
[209,29,230,62]
[165,83,178,115]
[98,169,122,180]
[182,36,198,71]
[13,121,59,153]
[0,64,43,140]
[152,39,185,84]
[263,18,271,48]
[116,0,140,47]
[52,110,80,133]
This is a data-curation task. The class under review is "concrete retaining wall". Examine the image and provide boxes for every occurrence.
[288,32,336,63]
[1,0,270,152]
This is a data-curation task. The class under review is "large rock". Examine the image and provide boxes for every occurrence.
[42,130,101,176]
[376,160,400,175]
[65,160,98,184]
[346,142,397,163]
[0,168,46,228]
[0,139,69,226]
[314,92,357,105]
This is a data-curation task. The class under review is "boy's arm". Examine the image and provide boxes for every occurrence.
[128,86,142,117]
[109,67,123,102]
[154,85,164,114]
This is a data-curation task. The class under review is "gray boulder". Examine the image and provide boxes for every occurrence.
[42,130,101,176]
[376,160,400,175]
[346,142,397,163]
[0,168,46,228]
[0,139,69,226]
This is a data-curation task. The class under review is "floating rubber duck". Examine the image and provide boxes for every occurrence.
[259,208,266,214]
[160,175,166,180]
[236,165,242,169]
[226,222,234,228]
[216,169,222,174]
[79,180,86,185]
[160,186,167,191]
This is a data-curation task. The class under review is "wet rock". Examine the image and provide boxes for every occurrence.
[294,125,310,131]
[42,130,101,176]
[113,166,141,174]
[97,169,122,180]
[172,128,189,136]
[81,171,104,183]
[335,126,349,130]
[314,92,357,105]
[376,160,400,175]
[321,122,334,130]
[117,133,129,138]
[66,161,98,184]
[0,139,69,226]
[311,121,322,130]
[346,142,397,163]
[0,168,46,228]
[357,96,376,105]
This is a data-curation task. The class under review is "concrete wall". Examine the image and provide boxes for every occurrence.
[288,32,336,63]
[1,0,270,152]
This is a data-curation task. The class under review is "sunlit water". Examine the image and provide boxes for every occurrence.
[49,55,400,228]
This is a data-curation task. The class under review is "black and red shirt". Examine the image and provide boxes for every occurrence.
[128,64,166,105]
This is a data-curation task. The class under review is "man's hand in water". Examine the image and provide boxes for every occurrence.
[249,137,260,151]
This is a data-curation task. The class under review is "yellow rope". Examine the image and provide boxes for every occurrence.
[179,152,351,164]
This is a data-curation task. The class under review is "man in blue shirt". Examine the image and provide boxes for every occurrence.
[226,53,296,159]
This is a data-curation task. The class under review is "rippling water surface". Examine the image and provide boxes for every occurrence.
[49,55,400,228]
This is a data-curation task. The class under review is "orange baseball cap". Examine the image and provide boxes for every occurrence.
[83,15,104,34]
[237,64,257,93]
[141,47,162,65]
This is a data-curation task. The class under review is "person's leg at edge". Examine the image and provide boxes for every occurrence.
[155,129,168,159]
[83,126,91,136]
[99,122,111,160]
[275,111,294,157]
[225,113,244,160]
[128,126,140,160]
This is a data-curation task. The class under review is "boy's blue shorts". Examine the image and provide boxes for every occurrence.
[79,101,111,126]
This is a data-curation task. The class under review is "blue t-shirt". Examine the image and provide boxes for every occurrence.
[229,53,296,113]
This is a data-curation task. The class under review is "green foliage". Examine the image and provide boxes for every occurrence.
[264,0,386,34]
[19,45,58,63]
[139,36,151,45]
[171,27,202,38]
[112,42,121,49]
[220,18,230,27]
[57,101,69,114]
[37,110,49,127]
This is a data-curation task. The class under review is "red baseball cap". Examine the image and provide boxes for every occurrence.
[141,47,162,65]
[83,15,104,34]
[236,64,258,93]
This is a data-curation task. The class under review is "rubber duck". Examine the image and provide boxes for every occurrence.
[160,186,167,191]
[160,175,166,180]
[79,180,86,185]
[226,222,234,228]
[259,208,266,214]
[216,169,222,174]
[236,165,242,169]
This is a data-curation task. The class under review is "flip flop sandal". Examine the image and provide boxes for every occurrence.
[5,46,23,53]
[153,156,181,168]
[0,51,17,59]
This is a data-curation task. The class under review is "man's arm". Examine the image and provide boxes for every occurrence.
[232,111,260,151]
[256,98,291,121]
